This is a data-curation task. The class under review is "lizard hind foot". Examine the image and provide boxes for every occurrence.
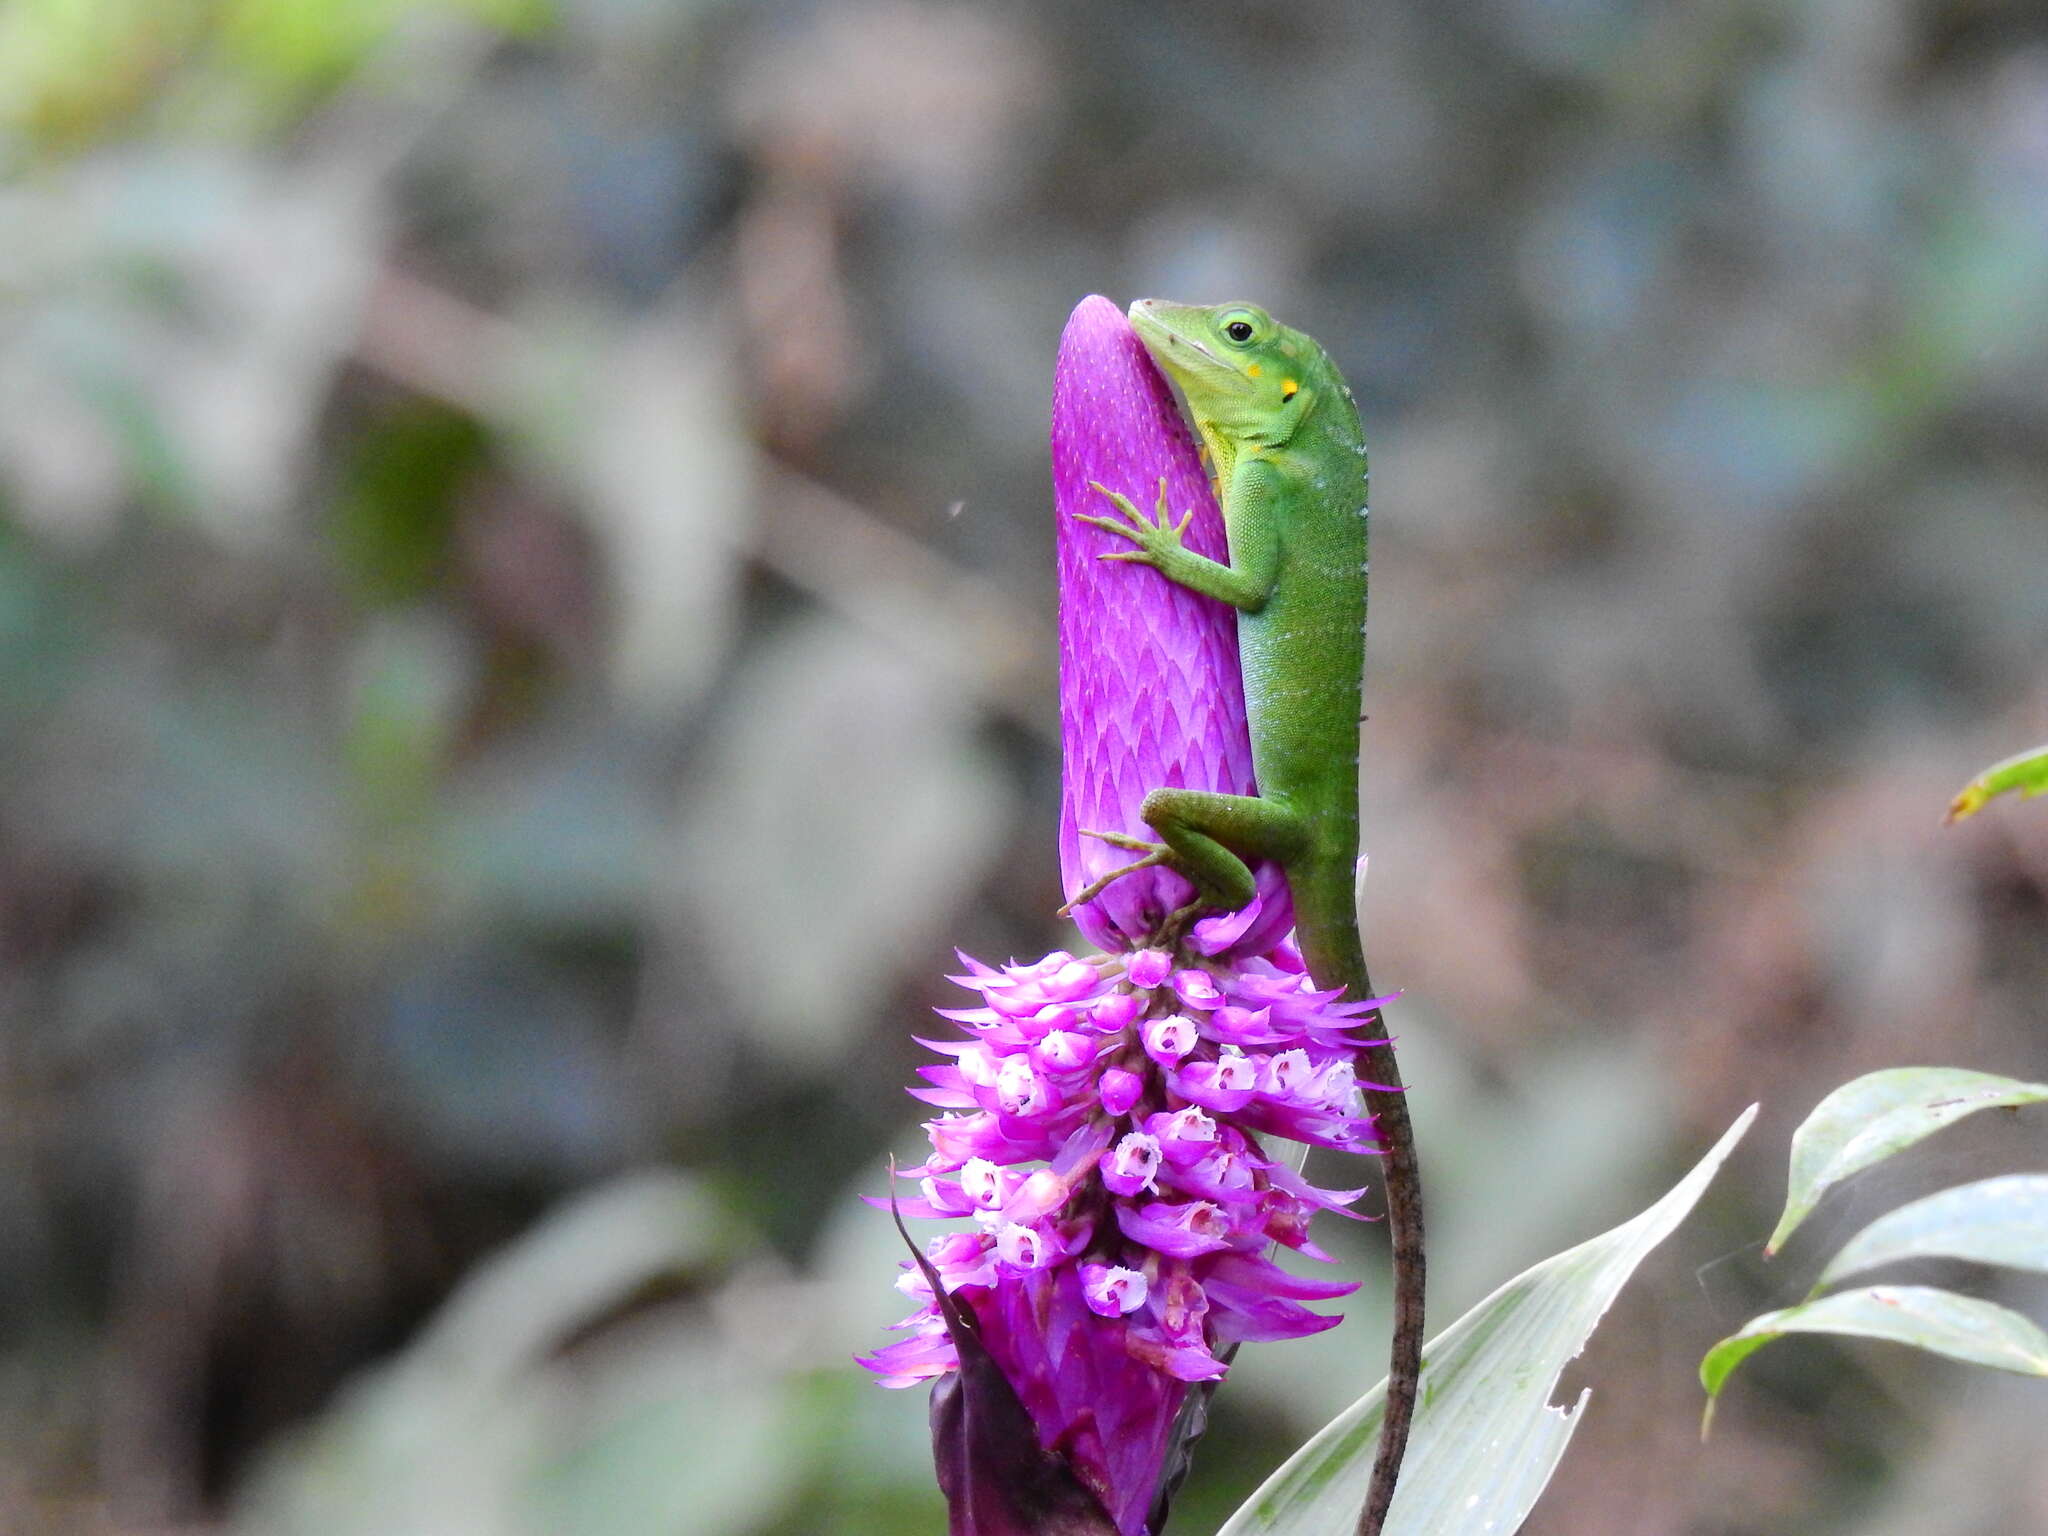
[1078,828,1165,854]
[1056,830,1174,916]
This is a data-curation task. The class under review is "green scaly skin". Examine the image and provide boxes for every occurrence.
[1074,298,1422,1536]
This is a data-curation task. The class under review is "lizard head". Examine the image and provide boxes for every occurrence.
[1126,298,1335,449]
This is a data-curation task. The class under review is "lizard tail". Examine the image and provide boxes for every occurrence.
[1292,861,1424,1536]
[1354,1030,1423,1536]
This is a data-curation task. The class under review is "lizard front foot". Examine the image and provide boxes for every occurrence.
[1075,478,1193,568]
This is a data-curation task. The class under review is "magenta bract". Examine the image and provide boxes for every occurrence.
[1051,295,1291,956]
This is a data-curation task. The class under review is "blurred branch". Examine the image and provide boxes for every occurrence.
[355,268,1056,740]
[754,469,1055,740]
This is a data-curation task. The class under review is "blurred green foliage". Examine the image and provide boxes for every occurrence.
[2,1,2047,1534]
[1,0,546,145]
[330,402,482,607]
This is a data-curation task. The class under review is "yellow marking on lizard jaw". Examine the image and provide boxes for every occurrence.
[1281,378,1299,400]
[1245,363,1263,378]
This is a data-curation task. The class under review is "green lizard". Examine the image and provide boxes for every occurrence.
[1068,298,1423,1536]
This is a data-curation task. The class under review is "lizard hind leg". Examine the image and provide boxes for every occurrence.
[1137,786,1307,920]
[1058,790,1306,928]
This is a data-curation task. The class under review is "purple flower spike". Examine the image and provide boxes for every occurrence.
[861,945,1380,1533]
[865,296,1381,1536]
[1052,296,1292,955]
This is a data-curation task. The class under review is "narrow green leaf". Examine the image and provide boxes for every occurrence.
[1768,1069,2048,1255]
[1818,1174,2048,1288]
[1701,1286,2048,1416]
[1218,1106,1756,1536]
[1945,742,2048,823]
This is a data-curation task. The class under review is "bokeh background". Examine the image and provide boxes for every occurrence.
[4,1,2048,1532]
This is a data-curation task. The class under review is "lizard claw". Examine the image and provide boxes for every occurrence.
[1074,512,1133,536]
[1079,829,1162,853]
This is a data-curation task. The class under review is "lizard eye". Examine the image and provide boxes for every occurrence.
[1223,319,1255,343]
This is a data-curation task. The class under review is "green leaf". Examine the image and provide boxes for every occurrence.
[1818,1174,2048,1288]
[1700,1286,2048,1424]
[1217,1106,1756,1536]
[1768,1068,2048,1255]
[1946,742,2048,823]
[329,401,483,606]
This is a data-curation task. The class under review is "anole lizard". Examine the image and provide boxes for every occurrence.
[1066,298,1423,1536]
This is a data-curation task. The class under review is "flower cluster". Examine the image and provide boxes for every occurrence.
[861,937,1389,1533]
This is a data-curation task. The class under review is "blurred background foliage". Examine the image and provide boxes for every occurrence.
[2,0,2047,1532]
